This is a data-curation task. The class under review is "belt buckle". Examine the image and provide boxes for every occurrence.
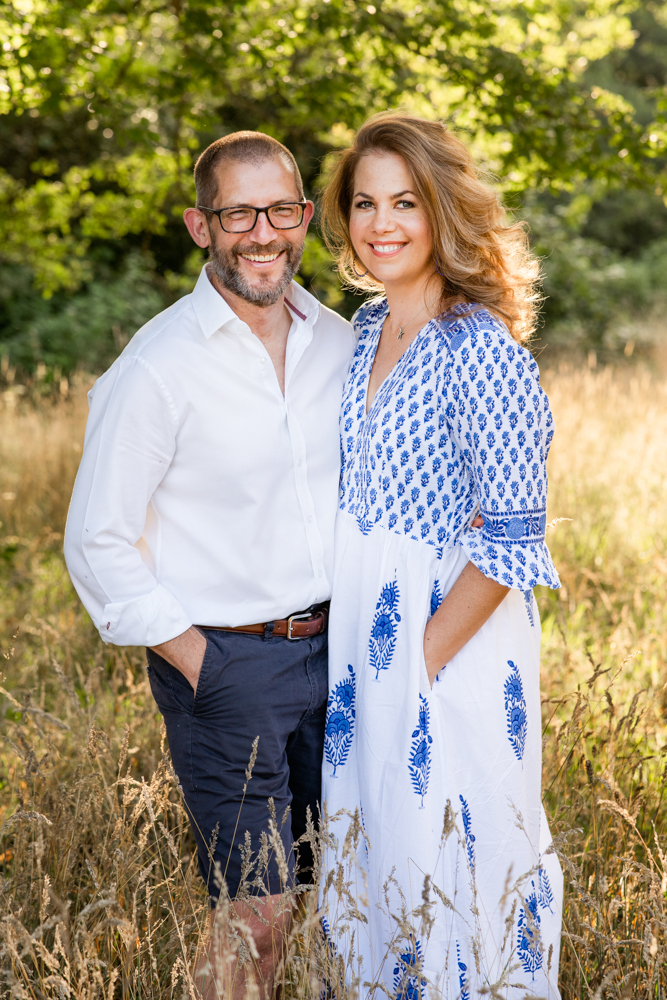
[286,611,314,640]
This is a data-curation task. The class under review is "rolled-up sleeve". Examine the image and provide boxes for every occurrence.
[64,355,192,646]
[443,316,560,590]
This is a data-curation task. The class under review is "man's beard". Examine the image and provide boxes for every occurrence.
[208,234,304,307]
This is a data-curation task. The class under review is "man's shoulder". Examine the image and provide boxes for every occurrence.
[315,301,353,334]
[89,294,197,403]
[119,294,197,361]
[310,296,355,353]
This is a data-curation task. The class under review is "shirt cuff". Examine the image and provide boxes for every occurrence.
[98,585,193,646]
[457,509,561,590]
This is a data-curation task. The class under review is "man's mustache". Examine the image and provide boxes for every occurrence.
[231,240,294,259]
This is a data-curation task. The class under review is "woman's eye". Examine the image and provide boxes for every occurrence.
[354,200,374,210]
[396,199,415,209]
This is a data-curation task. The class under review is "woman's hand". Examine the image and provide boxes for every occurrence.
[423,561,509,686]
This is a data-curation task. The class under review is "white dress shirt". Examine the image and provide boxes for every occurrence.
[64,266,355,647]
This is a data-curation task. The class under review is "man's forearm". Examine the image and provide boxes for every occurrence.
[423,561,509,684]
[150,626,208,692]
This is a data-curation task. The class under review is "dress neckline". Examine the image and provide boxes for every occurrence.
[363,302,436,418]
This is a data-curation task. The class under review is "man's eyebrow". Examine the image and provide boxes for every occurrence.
[352,190,416,199]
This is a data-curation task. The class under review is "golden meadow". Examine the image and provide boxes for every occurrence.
[0,361,665,999]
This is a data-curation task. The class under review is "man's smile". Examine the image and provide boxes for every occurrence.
[238,250,285,265]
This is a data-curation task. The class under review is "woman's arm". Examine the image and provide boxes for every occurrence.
[423,561,509,685]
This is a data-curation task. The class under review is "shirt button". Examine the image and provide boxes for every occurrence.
[307,515,314,523]
[260,357,268,364]
[297,458,303,467]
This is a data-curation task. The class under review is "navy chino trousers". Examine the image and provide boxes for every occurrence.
[146,627,328,902]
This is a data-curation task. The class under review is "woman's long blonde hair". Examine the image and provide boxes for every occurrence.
[320,111,541,343]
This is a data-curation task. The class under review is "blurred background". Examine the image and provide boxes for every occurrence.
[0,0,665,385]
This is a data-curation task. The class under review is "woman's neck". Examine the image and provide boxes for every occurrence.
[383,272,440,329]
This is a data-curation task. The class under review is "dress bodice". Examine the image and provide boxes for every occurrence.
[339,297,560,590]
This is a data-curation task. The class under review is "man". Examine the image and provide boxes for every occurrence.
[64,131,354,998]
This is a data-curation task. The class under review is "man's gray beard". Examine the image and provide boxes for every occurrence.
[208,235,304,307]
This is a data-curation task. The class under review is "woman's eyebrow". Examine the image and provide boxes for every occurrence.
[353,189,417,199]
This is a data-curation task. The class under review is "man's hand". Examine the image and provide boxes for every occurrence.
[150,626,208,693]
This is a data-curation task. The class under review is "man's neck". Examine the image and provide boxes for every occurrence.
[207,266,292,347]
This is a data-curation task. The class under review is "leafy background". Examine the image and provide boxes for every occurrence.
[0,0,666,376]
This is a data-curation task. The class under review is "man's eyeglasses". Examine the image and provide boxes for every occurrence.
[197,201,307,234]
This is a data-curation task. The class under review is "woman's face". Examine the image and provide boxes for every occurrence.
[349,152,434,289]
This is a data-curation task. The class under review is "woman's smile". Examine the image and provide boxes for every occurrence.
[367,241,407,257]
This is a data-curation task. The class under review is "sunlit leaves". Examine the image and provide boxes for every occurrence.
[0,0,661,292]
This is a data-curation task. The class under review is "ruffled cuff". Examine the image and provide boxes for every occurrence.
[98,584,192,646]
[456,509,560,590]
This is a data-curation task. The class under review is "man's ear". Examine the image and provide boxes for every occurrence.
[302,200,316,230]
[183,208,211,248]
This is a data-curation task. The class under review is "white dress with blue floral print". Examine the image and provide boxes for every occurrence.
[321,300,563,999]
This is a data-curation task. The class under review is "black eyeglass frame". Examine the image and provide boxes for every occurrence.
[197,200,308,233]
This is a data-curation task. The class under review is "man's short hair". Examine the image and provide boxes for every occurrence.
[194,132,304,207]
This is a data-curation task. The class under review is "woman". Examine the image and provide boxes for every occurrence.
[319,112,563,999]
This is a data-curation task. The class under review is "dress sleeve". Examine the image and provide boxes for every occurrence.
[443,312,560,590]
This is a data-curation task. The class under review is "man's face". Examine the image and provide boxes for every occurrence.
[204,157,310,307]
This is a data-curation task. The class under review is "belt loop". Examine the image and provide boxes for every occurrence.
[263,621,275,641]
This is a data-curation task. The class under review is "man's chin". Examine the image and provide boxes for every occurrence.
[212,264,293,308]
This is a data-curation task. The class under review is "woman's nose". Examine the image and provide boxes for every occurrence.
[372,204,396,233]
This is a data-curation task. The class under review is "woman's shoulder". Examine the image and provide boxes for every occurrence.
[434,304,537,372]
[351,296,388,335]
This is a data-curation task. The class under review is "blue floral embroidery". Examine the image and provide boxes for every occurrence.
[369,579,401,680]
[324,665,356,777]
[517,883,543,980]
[456,942,470,1000]
[504,660,527,762]
[537,865,554,913]
[480,509,547,542]
[338,301,560,591]
[430,579,442,617]
[523,589,536,627]
[459,795,476,874]
[392,935,426,1000]
[408,695,433,807]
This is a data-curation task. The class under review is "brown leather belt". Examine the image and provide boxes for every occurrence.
[197,603,329,641]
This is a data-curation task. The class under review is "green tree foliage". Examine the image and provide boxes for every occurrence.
[0,0,665,371]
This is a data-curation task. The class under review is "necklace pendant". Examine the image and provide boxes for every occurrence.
[397,327,404,341]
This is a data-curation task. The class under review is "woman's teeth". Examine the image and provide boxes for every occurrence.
[371,244,404,254]
[240,252,281,262]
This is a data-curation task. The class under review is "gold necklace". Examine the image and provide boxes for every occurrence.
[389,299,438,341]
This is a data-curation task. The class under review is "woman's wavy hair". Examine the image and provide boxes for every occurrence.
[320,111,542,343]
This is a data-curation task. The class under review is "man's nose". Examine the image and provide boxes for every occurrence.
[250,210,278,243]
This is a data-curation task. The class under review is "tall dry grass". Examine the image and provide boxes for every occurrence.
[0,365,665,998]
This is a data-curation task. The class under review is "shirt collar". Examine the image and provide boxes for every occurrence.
[191,264,321,340]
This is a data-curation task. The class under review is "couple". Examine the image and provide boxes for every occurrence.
[65,111,563,999]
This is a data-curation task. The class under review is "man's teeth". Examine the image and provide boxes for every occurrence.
[372,244,404,254]
[240,252,281,262]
